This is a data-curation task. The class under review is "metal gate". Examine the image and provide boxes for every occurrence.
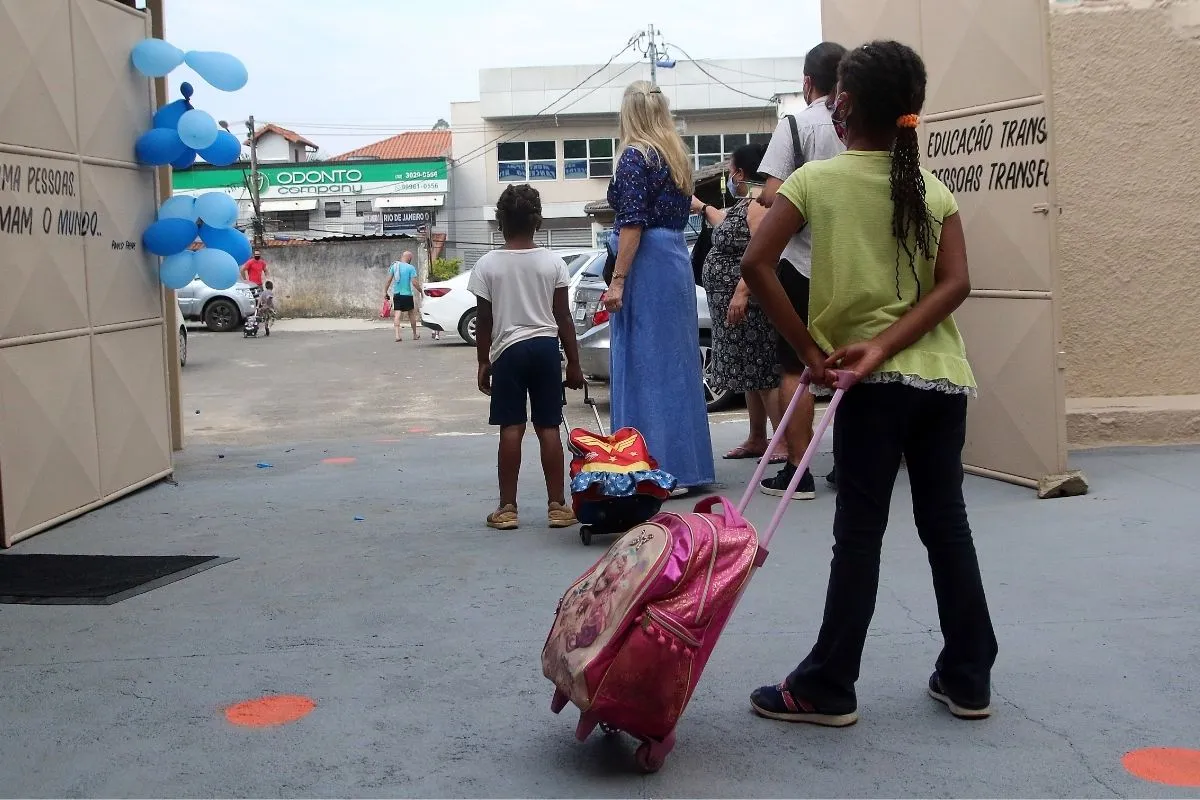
[822,0,1067,486]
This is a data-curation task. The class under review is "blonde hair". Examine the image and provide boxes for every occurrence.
[617,81,694,195]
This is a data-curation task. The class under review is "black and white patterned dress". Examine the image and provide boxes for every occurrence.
[701,199,781,394]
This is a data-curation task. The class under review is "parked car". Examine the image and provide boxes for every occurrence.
[421,249,601,346]
[177,300,187,367]
[569,250,736,412]
[177,278,258,332]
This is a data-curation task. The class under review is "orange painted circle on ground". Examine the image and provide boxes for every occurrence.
[322,457,356,465]
[1122,748,1200,786]
[224,694,316,728]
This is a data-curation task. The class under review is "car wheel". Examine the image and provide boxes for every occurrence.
[178,325,187,367]
[203,298,240,332]
[700,335,734,412]
[458,309,478,346]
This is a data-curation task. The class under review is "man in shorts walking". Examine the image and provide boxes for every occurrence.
[383,251,421,342]
[757,41,847,499]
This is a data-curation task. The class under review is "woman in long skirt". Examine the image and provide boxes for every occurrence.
[603,81,715,491]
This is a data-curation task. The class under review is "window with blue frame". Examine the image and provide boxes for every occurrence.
[498,141,557,182]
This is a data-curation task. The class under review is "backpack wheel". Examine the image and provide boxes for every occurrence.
[634,742,665,773]
[579,526,593,546]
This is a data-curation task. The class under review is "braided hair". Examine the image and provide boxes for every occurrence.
[838,41,933,301]
[495,183,543,238]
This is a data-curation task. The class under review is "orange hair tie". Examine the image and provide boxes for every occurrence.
[897,114,921,129]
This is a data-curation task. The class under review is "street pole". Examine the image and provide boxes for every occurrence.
[246,115,263,248]
[647,23,657,87]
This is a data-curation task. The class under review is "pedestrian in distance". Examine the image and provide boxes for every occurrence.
[241,248,269,287]
[383,251,421,342]
[469,184,585,531]
[740,40,998,727]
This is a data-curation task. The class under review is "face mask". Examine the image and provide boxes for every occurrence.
[727,175,740,198]
[831,94,849,144]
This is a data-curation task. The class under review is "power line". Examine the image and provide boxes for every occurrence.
[449,32,643,169]
[662,42,778,103]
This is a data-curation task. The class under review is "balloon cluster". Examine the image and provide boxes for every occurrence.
[131,39,247,169]
[146,193,250,291]
[131,37,252,292]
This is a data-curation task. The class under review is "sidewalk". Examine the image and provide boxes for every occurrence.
[1,424,1197,796]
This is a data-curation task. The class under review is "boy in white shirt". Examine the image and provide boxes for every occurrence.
[468,185,585,531]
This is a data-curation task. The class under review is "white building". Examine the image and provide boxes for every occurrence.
[247,123,319,164]
[447,57,805,265]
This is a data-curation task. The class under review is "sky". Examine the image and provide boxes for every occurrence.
[163,0,823,158]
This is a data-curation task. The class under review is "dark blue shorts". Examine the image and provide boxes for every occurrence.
[489,336,562,428]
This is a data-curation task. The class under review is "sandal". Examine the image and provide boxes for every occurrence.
[723,445,767,460]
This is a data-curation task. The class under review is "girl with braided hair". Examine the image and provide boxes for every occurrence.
[740,40,997,726]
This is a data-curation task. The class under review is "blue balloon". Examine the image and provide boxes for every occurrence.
[134,127,187,166]
[178,108,218,149]
[195,192,239,229]
[153,98,191,130]
[159,251,197,290]
[199,130,241,167]
[183,50,248,92]
[180,81,194,100]
[143,218,199,257]
[159,194,197,221]
[199,224,252,265]
[194,247,240,290]
[171,148,198,170]
[131,38,185,78]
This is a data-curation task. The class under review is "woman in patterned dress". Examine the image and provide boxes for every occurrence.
[691,143,784,462]
[604,81,715,492]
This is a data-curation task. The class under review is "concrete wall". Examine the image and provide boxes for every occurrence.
[1051,0,1200,399]
[262,240,424,318]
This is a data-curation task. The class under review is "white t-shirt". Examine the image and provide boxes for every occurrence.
[467,247,570,363]
[758,97,846,278]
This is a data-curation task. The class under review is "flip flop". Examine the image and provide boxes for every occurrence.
[724,445,767,460]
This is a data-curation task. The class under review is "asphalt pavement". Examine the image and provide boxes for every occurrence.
[1,325,1197,797]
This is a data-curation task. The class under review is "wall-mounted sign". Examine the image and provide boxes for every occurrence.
[172,160,448,199]
[383,209,433,233]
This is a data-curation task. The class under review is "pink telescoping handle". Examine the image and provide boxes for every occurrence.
[736,369,857,551]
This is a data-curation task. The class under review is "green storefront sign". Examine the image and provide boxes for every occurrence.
[172,160,448,197]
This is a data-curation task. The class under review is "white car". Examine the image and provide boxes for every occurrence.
[422,249,602,345]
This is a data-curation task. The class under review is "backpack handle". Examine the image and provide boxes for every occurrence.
[692,495,747,529]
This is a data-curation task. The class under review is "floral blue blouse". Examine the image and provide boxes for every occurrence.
[607,146,691,231]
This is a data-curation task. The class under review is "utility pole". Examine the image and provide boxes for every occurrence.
[246,115,263,248]
[647,23,658,87]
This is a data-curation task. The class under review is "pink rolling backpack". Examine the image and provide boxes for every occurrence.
[542,370,855,772]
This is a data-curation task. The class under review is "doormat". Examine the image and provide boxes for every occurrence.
[0,554,233,605]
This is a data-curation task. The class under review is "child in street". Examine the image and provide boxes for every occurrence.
[740,41,998,726]
[468,184,585,531]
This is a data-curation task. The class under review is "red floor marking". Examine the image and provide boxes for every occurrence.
[322,457,356,465]
[1122,747,1200,786]
[407,426,430,434]
[224,694,315,728]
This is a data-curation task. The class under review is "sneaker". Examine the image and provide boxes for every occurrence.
[826,466,837,489]
[486,504,519,530]
[547,502,577,528]
[749,682,859,727]
[759,463,816,500]
[927,672,992,720]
